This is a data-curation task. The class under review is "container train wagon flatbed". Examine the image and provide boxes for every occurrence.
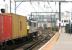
[0,13,29,50]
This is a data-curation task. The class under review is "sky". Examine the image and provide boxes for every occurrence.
[0,0,72,19]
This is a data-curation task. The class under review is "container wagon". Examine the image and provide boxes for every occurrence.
[0,13,29,48]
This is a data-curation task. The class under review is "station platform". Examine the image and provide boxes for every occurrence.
[39,27,72,50]
[52,27,72,50]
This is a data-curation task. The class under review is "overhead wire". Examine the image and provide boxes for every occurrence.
[47,2,53,12]
[8,0,26,12]
[38,1,39,12]
[44,2,46,12]
[37,2,44,12]
[30,1,37,12]
[14,1,30,14]
[55,2,57,12]
[44,2,50,12]
[16,0,24,9]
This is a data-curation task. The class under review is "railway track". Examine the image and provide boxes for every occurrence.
[24,36,50,50]
[1,27,56,50]
[15,31,54,50]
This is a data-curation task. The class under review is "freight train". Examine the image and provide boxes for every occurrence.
[0,9,59,50]
[0,13,29,42]
[0,12,39,50]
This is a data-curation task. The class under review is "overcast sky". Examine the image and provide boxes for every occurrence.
[0,0,72,19]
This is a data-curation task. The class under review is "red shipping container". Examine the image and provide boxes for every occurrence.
[3,15,12,41]
[0,14,12,42]
[0,14,3,42]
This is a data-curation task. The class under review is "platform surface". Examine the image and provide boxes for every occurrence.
[52,27,72,50]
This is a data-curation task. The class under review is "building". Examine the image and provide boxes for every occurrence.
[29,12,58,28]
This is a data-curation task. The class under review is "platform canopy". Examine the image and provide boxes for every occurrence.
[15,0,65,2]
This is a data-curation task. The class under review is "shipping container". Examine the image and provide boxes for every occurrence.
[0,13,27,42]
[19,16,27,38]
[0,14,12,42]
[3,14,12,41]
[0,14,3,42]
[12,14,19,39]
